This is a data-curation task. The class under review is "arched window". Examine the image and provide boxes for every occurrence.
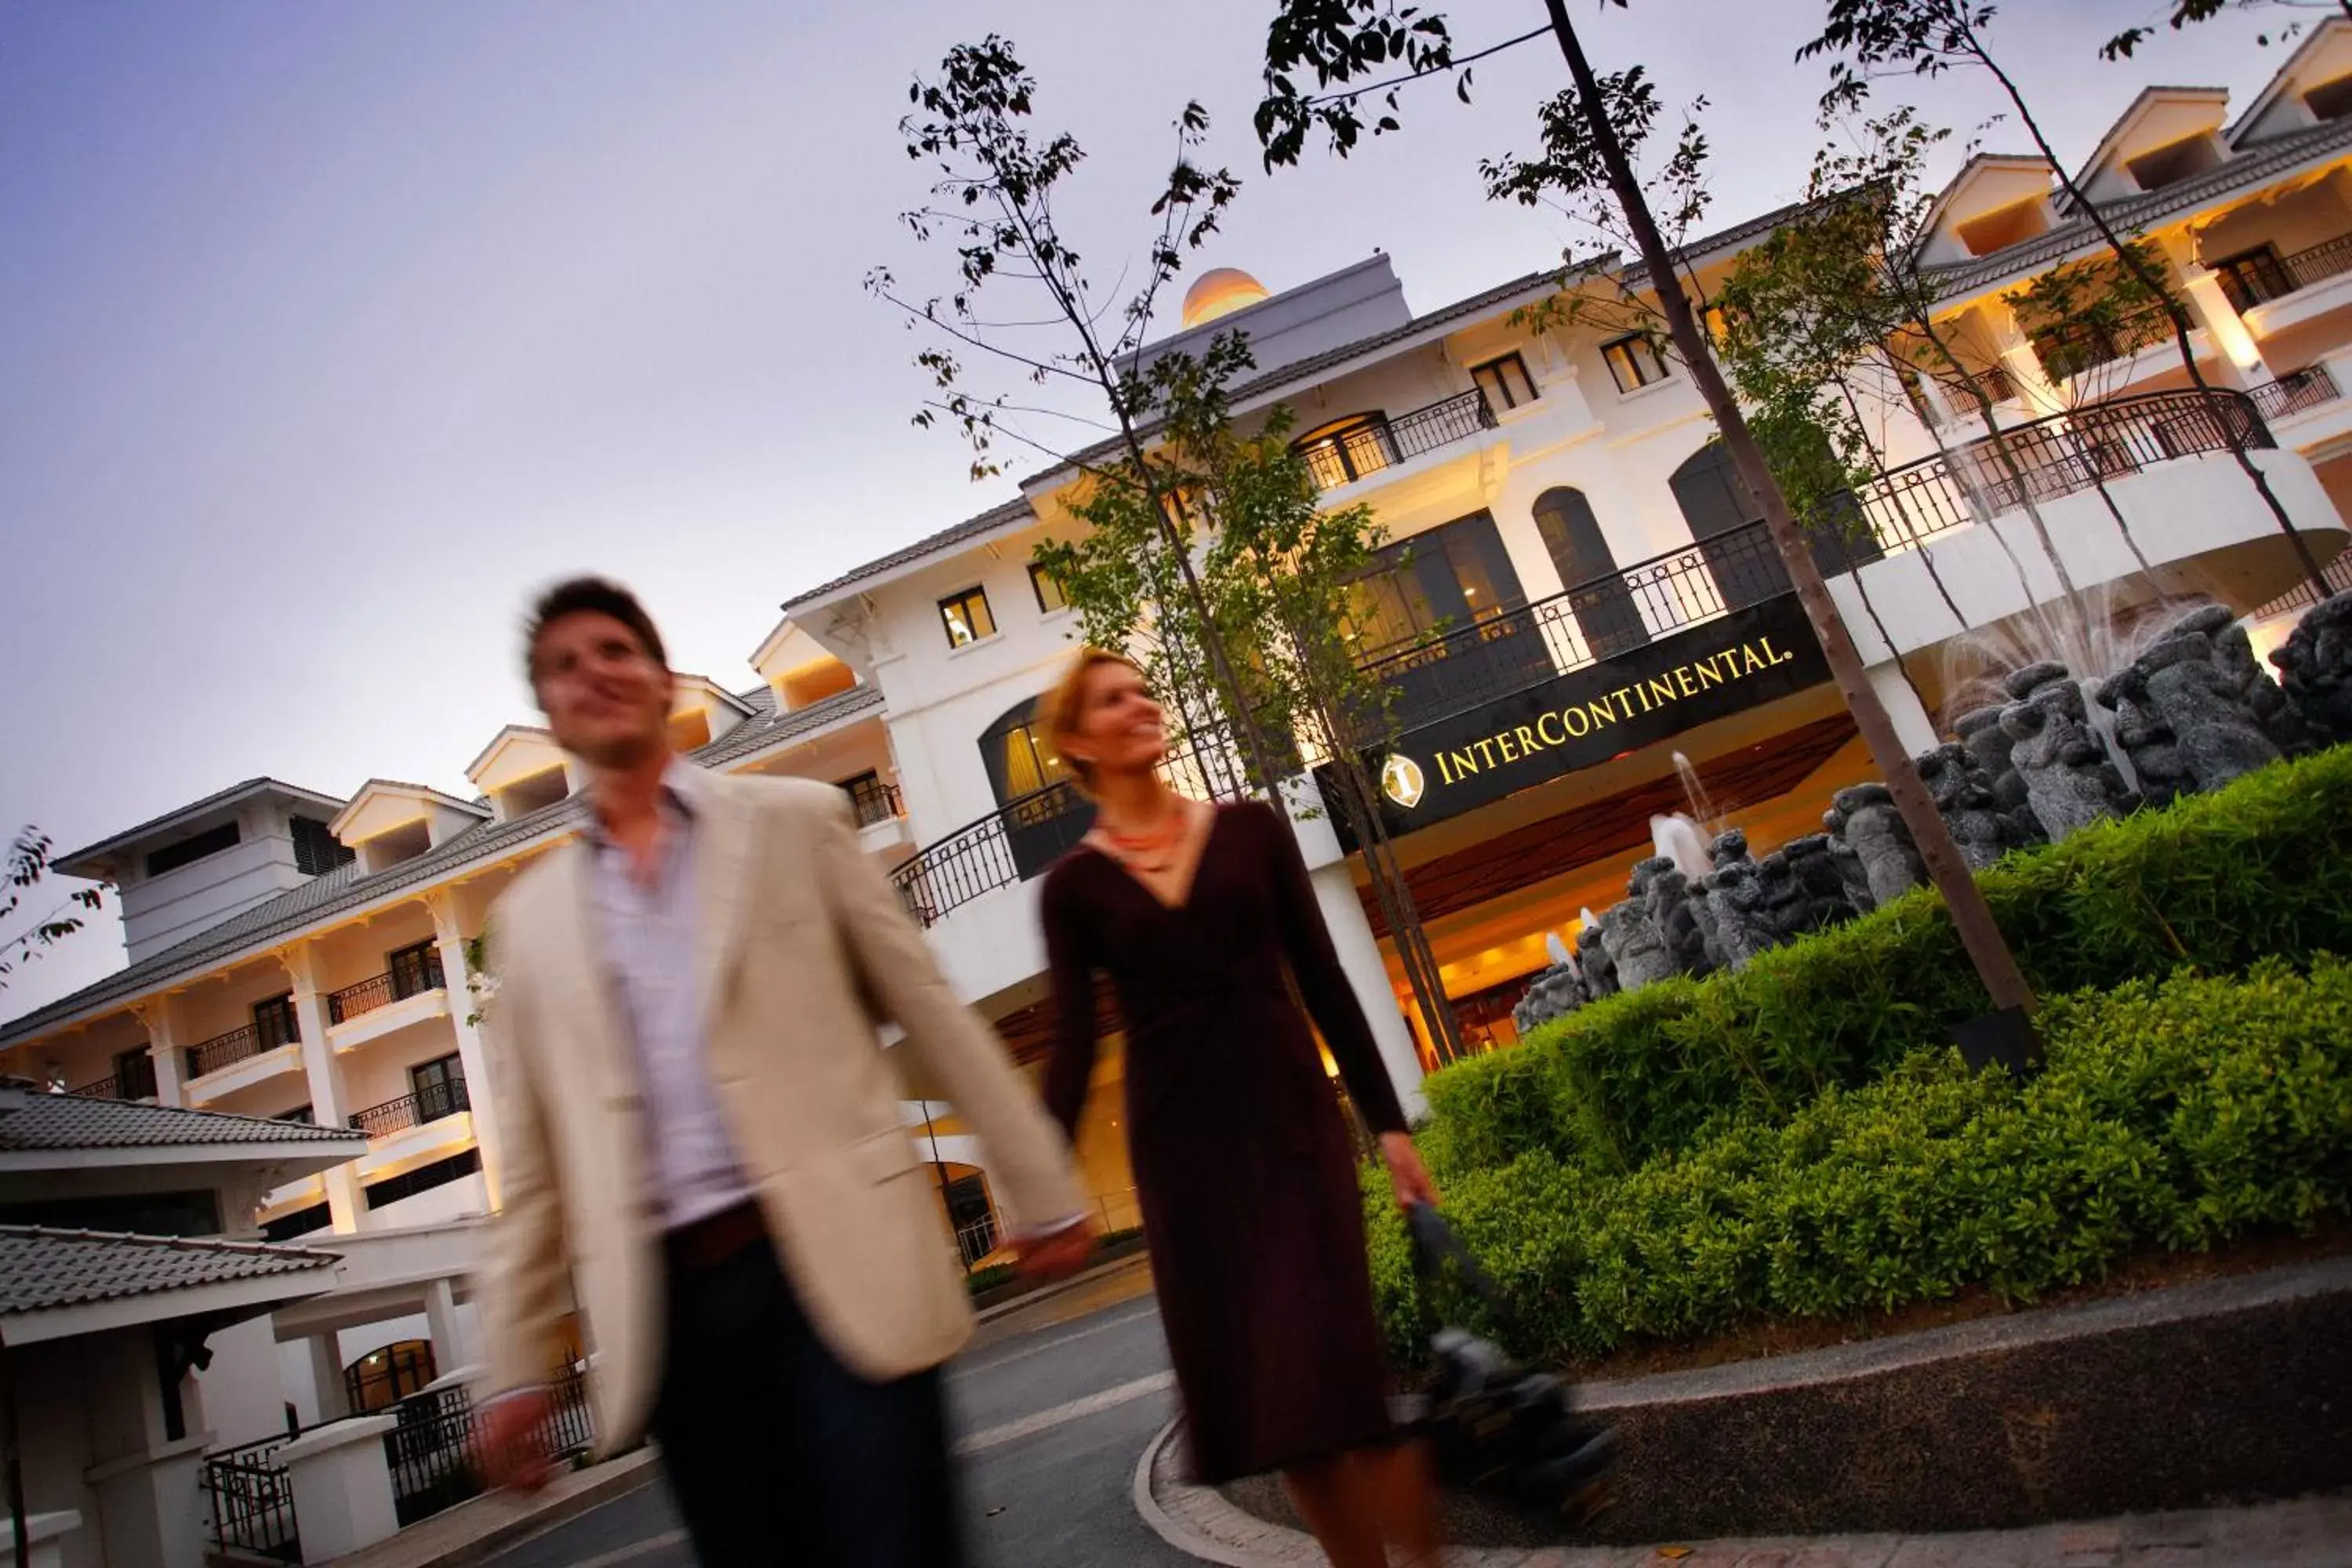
[1531,488,1648,659]
[344,1339,437,1414]
[976,697,1092,880]
[1668,443,1790,610]
[1294,412,1397,488]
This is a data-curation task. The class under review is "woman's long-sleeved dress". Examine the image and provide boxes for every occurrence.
[1040,800,1410,1483]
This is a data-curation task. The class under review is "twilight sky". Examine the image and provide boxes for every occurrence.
[0,0,2299,1019]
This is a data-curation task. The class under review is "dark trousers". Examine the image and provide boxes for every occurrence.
[652,1214,965,1567]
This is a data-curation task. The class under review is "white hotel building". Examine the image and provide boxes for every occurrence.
[9,31,2352,1555]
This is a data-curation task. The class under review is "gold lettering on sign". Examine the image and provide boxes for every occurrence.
[1405,622,1811,800]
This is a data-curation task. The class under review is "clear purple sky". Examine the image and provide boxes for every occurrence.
[0,1,2296,1019]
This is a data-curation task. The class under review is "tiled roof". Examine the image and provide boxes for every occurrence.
[0,682,884,1049]
[0,1091,367,1152]
[784,497,1035,610]
[0,1225,339,1316]
[1922,116,2352,296]
[691,682,882,768]
[59,776,347,873]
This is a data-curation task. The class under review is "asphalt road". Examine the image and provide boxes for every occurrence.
[482,1258,1197,1568]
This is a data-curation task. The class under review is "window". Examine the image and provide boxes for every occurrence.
[276,1104,314,1124]
[263,1203,332,1242]
[2212,245,2294,314]
[2306,75,2352,122]
[979,706,1072,803]
[1028,562,1069,614]
[1601,335,1669,394]
[1294,412,1396,488]
[113,1047,158,1102]
[1531,488,1647,659]
[1344,512,1527,655]
[344,1340,437,1415]
[839,771,898,828]
[2125,136,2219,193]
[408,1052,469,1122]
[253,993,300,1050]
[145,821,238,878]
[938,586,996,648]
[388,939,445,1000]
[290,815,354,877]
[1470,353,1539,412]
[362,1148,482,1210]
[1669,442,1794,608]
[943,1171,996,1265]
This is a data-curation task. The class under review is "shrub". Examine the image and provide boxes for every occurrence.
[1374,956,2352,1367]
[966,1262,1018,1295]
[1431,749,2352,1177]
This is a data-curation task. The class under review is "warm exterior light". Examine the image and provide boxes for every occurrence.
[1181,268,1270,328]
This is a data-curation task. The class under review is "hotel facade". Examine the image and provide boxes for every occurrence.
[9,31,2352,1562]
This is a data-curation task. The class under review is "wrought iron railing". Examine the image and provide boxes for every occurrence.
[1961,363,2019,408]
[1298,389,1495,491]
[890,727,1249,930]
[1355,521,1802,733]
[349,1080,470,1140]
[2218,232,2352,312]
[203,1436,301,1563]
[186,1023,281,1080]
[381,1370,594,1526]
[328,953,444,1025]
[2030,303,2175,383]
[1848,386,2270,555]
[848,776,905,828]
[66,1074,120,1099]
[2250,362,2340,423]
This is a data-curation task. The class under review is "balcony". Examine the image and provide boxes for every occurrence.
[848,777,913,855]
[2249,362,2342,423]
[350,1079,471,1141]
[67,1056,158,1102]
[1298,390,1496,492]
[328,955,452,1051]
[183,1022,303,1102]
[2217,232,2352,314]
[2029,303,2176,385]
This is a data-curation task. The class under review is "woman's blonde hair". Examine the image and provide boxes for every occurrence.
[1040,647,1143,791]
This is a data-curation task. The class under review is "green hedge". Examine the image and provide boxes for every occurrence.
[1424,748,2352,1178]
[1375,956,2352,1366]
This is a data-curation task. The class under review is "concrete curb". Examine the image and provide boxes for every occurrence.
[1132,1417,2352,1566]
[973,1250,1151,1324]
[322,1450,662,1568]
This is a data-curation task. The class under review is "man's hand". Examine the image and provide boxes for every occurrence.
[479,1388,554,1493]
[1014,1216,1097,1283]
[1381,1131,1440,1212]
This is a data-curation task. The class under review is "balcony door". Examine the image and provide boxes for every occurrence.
[1668,443,1796,612]
[1346,511,1538,729]
[1532,487,1648,662]
[978,700,1092,881]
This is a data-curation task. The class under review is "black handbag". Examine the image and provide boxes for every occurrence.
[1404,1203,1618,1525]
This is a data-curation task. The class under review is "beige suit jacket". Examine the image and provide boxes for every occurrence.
[474,771,1083,1451]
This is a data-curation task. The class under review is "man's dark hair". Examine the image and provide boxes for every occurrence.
[524,576,669,684]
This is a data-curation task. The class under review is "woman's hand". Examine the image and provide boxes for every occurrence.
[1379,1131,1440,1212]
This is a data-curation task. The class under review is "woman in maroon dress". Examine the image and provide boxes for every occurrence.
[1036,649,1442,1568]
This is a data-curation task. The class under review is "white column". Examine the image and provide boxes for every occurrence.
[2176,263,2266,382]
[426,891,503,1210]
[281,944,362,1233]
[1870,662,1942,756]
[0,1512,81,1568]
[1308,860,1429,1123]
[278,1416,400,1565]
[307,1334,350,1422]
[139,995,187,1108]
[423,1278,466,1370]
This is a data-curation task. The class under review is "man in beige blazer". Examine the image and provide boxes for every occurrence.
[476,577,1091,1566]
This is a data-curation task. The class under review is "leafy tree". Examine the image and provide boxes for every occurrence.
[1805,0,2336,597]
[1,828,102,995]
[2104,0,2350,60]
[1256,0,2037,1017]
[880,37,1468,1063]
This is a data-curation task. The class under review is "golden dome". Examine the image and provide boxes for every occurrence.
[1181,268,1270,328]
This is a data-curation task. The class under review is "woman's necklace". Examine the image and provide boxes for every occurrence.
[1100,800,1191,873]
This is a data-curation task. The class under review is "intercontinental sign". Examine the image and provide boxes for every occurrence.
[1317,594,1835,845]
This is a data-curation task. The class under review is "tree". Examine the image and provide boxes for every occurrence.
[1805,0,2336,598]
[1256,0,2038,1020]
[879,36,1469,1063]
[2104,0,2352,60]
[1033,340,1472,1065]
[1,828,102,996]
